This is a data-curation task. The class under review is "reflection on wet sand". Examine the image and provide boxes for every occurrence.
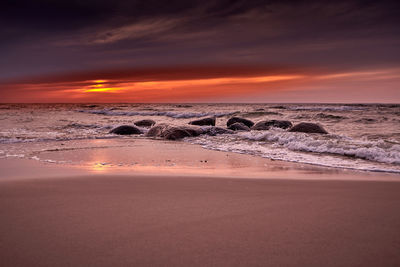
[18,139,399,181]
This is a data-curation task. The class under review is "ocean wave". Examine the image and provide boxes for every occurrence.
[77,109,237,118]
[79,104,99,108]
[237,130,400,165]
[314,113,347,120]
[61,123,117,131]
[355,118,376,124]
[186,132,400,173]
[62,123,106,129]
[288,105,365,111]
[241,111,282,117]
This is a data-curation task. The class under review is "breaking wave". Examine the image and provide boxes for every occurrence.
[237,130,400,165]
[288,105,365,111]
[186,129,400,173]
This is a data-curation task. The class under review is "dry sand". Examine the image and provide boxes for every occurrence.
[1,140,400,266]
[1,175,400,266]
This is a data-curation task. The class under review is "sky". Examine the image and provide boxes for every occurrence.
[0,0,399,103]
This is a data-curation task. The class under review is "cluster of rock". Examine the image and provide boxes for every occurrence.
[252,120,292,130]
[146,124,233,140]
[109,116,328,140]
[225,117,327,134]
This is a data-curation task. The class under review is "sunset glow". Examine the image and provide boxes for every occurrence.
[0,0,398,103]
[2,67,398,103]
[78,74,304,94]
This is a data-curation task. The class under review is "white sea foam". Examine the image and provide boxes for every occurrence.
[288,105,365,111]
[237,130,400,165]
[186,129,400,173]
[5,154,25,158]
[43,159,57,163]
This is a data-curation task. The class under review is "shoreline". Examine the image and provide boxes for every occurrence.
[1,138,400,181]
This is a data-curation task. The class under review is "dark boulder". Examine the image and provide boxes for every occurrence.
[164,128,192,140]
[202,126,234,136]
[289,122,328,134]
[182,127,204,137]
[146,124,203,140]
[146,124,170,137]
[227,117,254,128]
[163,126,203,140]
[164,128,191,140]
[134,119,156,127]
[228,122,250,131]
[110,125,142,135]
[189,117,216,126]
[252,120,292,130]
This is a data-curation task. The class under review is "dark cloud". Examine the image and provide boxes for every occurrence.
[1,0,399,81]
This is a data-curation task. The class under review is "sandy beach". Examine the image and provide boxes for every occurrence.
[2,0,399,265]
[1,140,400,266]
[1,175,400,266]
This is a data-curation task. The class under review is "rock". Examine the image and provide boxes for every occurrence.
[164,128,193,140]
[227,117,254,128]
[146,124,170,137]
[163,126,203,140]
[134,119,156,127]
[228,122,250,131]
[289,122,328,134]
[146,124,203,140]
[252,120,292,130]
[202,126,234,136]
[182,127,204,137]
[110,125,142,135]
[189,117,216,126]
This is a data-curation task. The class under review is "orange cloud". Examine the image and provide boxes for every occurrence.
[76,74,304,95]
[1,66,399,103]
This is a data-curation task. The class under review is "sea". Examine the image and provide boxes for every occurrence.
[0,103,400,173]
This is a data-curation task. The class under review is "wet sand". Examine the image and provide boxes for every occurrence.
[1,140,400,266]
[2,138,399,181]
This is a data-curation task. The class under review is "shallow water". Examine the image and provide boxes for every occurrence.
[0,103,399,173]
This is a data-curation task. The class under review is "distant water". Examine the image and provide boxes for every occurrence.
[1,103,400,173]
